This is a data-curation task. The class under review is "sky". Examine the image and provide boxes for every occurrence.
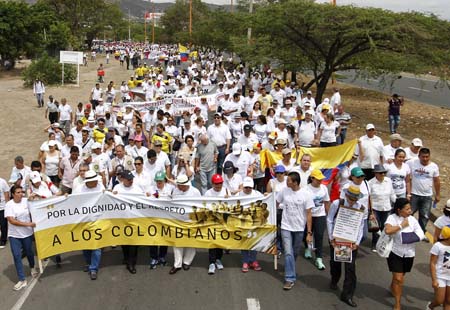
[151,0,450,20]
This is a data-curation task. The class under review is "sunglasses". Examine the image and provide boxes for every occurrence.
[135,163,143,166]
[214,116,221,119]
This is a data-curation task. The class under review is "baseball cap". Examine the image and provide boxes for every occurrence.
[322,103,331,111]
[134,135,144,142]
[277,118,287,125]
[366,124,375,130]
[244,124,252,131]
[274,165,286,173]
[154,140,163,146]
[82,152,92,160]
[445,199,450,211]
[282,148,292,155]
[154,171,166,181]
[305,109,315,115]
[30,171,41,184]
[91,142,102,150]
[275,138,287,145]
[441,226,450,240]
[411,138,423,147]
[310,169,325,180]
[232,143,242,155]
[243,177,254,188]
[306,90,312,95]
[121,170,134,180]
[48,140,57,147]
[390,133,403,141]
[351,167,365,177]
[211,174,224,184]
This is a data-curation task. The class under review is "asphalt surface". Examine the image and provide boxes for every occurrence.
[0,238,434,310]
[338,71,450,109]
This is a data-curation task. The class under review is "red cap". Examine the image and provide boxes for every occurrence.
[211,174,224,184]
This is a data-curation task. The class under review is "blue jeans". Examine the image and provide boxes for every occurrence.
[281,229,304,282]
[241,250,257,264]
[337,128,347,145]
[389,115,400,133]
[83,249,102,272]
[199,168,216,195]
[411,194,433,233]
[216,146,226,175]
[372,210,390,247]
[10,236,35,281]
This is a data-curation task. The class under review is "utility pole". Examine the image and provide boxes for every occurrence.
[231,0,234,13]
[128,9,131,41]
[247,0,253,45]
[152,1,155,44]
[189,0,192,44]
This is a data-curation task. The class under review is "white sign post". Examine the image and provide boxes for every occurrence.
[59,51,83,87]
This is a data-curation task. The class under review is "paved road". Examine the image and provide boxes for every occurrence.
[338,71,450,109]
[1,238,434,310]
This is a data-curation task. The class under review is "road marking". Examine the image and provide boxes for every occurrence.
[247,298,261,310]
[402,75,438,82]
[367,79,378,82]
[11,260,49,310]
[408,87,431,93]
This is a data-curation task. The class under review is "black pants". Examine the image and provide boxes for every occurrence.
[122,245,138,267]
[208,248,223,264]
[330,246,358,299]
[49,112,58,124]
[0,210,7,243]
[149,246,168,260]
[303,216,327,258]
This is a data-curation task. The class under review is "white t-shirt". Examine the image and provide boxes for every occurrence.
[404,147,419,161]
[112,183,143,194]
[269,177,287,208]
[277,187,314,231]
[319,120,339,143]
[385,214,424,257]
[0,178,10,211]
[223,174,243,196]
[385,162,410,196]
[307,184,329,217]
[356,135,384,169]
[224,151,254,180]
[73,182,105,194]
[430,242,450,281]
[148,184,174,198]
[435,215,450,230]
[5,198,34,238]
[59,104,73,121]
[204,187,228,197]
[408,159,439,196]
[298,121,316,146]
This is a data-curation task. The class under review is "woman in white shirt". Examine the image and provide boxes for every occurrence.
[250,101,262,126]
[385,198,424,310]
[222,161,243,196]
[5,185,38,291]
[317,113,340,147]
[385,149,411,199]
[253,115,268,143]
[305,169,330,270]
[368,164,396,250]
[433,199,450,244]
[428,226,450,310]
[41,140,61,187]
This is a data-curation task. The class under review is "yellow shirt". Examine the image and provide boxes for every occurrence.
[151,132,173,154]
[127,79,136,89]
[93,126,108,143]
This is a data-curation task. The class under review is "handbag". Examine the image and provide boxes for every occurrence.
[172,127,184,152]
[376,230,393,258]
[368,216,380,233]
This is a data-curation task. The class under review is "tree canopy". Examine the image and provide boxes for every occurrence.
[233,0,450,101]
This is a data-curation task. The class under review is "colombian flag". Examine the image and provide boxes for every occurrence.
[178,44,189,62]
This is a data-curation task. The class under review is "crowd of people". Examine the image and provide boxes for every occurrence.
[3,43,447,309]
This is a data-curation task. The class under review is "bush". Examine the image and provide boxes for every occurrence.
[22,53,76,87]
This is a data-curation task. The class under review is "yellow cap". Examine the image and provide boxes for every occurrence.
[310,169,325,180]
[442,226,450,240]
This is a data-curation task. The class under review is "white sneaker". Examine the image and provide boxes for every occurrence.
[31,267,39,277]
[304,248,312,259]
[215,259,224,270]
[425,301,433,310]
[13,280,27,291]
[315,258,326,270]
[208,263,216,275]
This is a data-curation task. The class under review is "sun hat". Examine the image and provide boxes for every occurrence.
[345,185,363,200]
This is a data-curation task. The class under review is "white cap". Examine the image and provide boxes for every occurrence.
[366,123,375,130]
[323,98,330,103]
[305,109,315,115]
[91,142,102,150]
[304,101,311,106]
[30,171,41,184]
[88,117,95,123]
[48,140,57,147]
[53,122,60,128]
[306,90,312,95]
[277,118,287,125]
[411,138,423,147]
[243,177,254,188]
[232,143,242,155]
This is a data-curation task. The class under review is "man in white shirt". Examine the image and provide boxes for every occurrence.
[270,83,286,105]
[276,171,313,290]
[330,88,341,111]
[355,123,384,180]
[58,98,73,135]
[291,154,313,188]
[237,125,258,152]
[383,133,404,164]
[90,83,103,109]
[407,147,440,236]
[297,110,317,147]
[405,138,422,161]
[224,143,254,180]
[301,91,316,110]
[207,113,231,174]
[9,156,32,190]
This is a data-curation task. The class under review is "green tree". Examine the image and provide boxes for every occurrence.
[39,0,125,48]
[236,1,450,102]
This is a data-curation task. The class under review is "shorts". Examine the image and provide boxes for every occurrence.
[387,252,414,273]
[437,278,450,287]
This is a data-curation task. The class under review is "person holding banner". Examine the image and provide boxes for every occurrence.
[327,185,365,307]
[384,198,424,310]
[5,185,38,291]
[205,174,229,275]
[169,175,201,274]
[112,170,143,274]
[73,170,105,280]
[240,177,264,273]
[276,171,314,290]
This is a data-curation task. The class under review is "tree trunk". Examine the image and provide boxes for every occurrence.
[315,70,332,104]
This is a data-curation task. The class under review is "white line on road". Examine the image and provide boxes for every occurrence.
[402,75,438,82]
[408,87,431,93]
[247,298,261,310]
[11,260,49,310]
